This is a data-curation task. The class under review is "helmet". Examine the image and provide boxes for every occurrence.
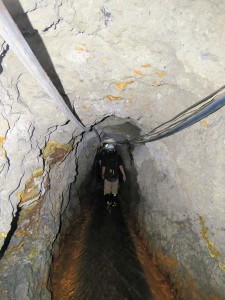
[102,138,116,145]
[104,143,115,151]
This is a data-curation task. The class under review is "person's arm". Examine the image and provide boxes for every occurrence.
[119,165,126,182]
[102,166,106,180]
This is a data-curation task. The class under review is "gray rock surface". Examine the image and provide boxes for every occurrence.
[0,0,225,298]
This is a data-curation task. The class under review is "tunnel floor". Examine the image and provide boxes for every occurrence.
[51,189,175,300]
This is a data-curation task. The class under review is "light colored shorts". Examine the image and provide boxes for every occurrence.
[104,179,119,195]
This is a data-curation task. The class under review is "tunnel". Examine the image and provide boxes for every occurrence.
[0,0,225,299]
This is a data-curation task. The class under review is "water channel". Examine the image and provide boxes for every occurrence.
[51,188,175,300]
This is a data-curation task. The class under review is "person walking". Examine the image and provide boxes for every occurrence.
[101,143,126,205]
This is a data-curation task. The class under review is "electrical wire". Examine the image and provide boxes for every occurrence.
[119,86,225,145]
[0,1,90,132]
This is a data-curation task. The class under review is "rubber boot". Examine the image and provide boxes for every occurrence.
[111,194,118,207]
[104,194,110,207]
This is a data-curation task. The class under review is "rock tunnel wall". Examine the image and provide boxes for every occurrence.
[131,128,225,299]
[0,0,225,299]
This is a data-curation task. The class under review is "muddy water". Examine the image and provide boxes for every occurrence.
[51,195,174,300]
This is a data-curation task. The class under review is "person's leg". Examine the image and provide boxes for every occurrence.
[111,180,119,205]
[104,179,111,196]
[104,179,112,207]
[111,179,119,196]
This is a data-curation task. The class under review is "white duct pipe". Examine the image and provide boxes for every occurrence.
[0,1,89,131]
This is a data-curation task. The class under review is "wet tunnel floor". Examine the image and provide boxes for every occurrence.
[51,191,175,300]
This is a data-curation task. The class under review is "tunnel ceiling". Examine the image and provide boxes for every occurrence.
[1,0,225,298]
[1,0,225,131]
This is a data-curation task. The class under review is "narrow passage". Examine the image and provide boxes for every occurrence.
[51,191,174,300]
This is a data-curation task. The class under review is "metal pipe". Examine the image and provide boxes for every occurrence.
[0,1,89,131]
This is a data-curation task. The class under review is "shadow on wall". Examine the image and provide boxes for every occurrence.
[119,143,141,214]
[3,0,83,123]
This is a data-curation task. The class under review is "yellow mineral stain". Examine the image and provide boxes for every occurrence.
[155,71,167,77]
[75,45,87,52]
[114,81,133,89]
[43,141,73,160]
[219,263,225,271]
[201,119,208,127]
[33,168,44,178]
[134,70,143,75]
[19,181,39,204]
[16,191,22,199]
[0,135,5,147]
[141,64,152,68]
[15,229,31,237]
[0,136,7,158]
[17,169,44,205]
[0,291,7,296]
[82,105,89,110]
[0,232,7,238]
[198,215,221,258]
[1,148,6,158]
[8,241,24,255]
[150,79,158,86]
[107,95,124,101]
[29,247,39,260]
